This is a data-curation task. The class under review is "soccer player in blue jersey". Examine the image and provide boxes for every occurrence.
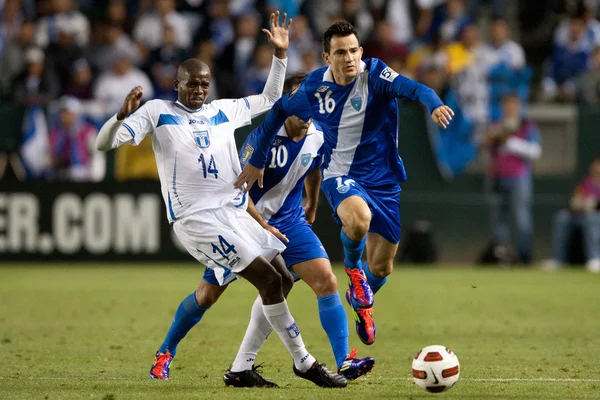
[235,21,454,346]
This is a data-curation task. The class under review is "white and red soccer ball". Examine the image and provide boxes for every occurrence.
[412,345,460,393]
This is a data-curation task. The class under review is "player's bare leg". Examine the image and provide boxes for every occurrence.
[235,255,347,388]
[293,258,375,379]
[365,232,398,294]
[150,280,228,380]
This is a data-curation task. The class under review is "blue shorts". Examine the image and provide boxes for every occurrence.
[321,176,401,244]
[203,220,328,286]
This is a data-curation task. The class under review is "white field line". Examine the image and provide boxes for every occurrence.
[1,377,599,383]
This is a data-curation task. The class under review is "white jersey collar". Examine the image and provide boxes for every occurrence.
[173,100,204,113]
[323,60,367,83]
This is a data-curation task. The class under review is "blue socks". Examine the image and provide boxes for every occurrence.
[340,230,366,270]
[158,293,209,356]
[317,293,349,368]
[363,261,387,294]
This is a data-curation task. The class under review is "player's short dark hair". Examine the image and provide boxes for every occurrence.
[283,72,308,95]
[323,21,359,54]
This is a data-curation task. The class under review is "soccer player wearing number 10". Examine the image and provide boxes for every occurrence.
[235,21,454,346]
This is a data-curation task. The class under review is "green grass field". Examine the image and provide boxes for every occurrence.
[1,264,599,399]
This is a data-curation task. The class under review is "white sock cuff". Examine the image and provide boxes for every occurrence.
[262,300,289,317]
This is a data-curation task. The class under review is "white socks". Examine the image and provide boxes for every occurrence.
[231,296,272,372]
[230,296,315,373]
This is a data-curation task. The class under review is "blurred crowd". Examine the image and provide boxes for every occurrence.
[0,0,599,183]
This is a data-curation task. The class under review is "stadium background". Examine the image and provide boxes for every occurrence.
[2,1,600,399]
[1,0,599,264]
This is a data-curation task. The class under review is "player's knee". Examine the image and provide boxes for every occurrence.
[195,285,220,308]
[260,270,283,296]
[312,272,337,297]
[370,260,393,278]
[279,269,294,296]
[345,211,371,237]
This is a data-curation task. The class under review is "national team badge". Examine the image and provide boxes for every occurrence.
[242,143,254,163]
[194,130,210,148]
[301,153,311,167]
[351,97,362,111]
[285,322,300,338]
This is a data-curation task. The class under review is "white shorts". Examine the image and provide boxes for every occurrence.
[173,206,286,285]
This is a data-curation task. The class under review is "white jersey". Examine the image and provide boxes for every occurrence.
[112,98,254,224]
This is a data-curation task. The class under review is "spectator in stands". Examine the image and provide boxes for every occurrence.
[447,22,497,141]
[286,13,318,73]
[488,18,530,122]
[244,42,274,95]
[1,0,24,42]
[93,49,153,116]
[483,93,542,264]
[363,19,409,66]
[133,0,191,52]
[64,58,94,100]
[466,0,504,21]
[545,156,600,273]
[48,96,104,181]
[439,0,469,43]
[194,0,234,55]
[87,21,142,73]
[0,19,36,98]
[218,12,262,88]
[340,0,374,40]
[578,46,600,104]
[542,14,594,102]
[35,0,90,49]
[45,20,85,93]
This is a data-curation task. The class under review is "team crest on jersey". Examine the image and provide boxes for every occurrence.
[273,139,282,146]
[351,97,362,111]
[194,130,210,148]
[317,85,329,93]
[379,67,399,83]
[301,153,311,167]
[242,143,254,163]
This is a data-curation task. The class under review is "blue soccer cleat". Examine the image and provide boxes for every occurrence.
[345,289,376,345]
[338,349,375,380]
[150,351,172,380]
[344,266,374,309]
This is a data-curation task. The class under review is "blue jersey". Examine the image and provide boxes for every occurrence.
[247,58,444,187]
[240,121,324,230]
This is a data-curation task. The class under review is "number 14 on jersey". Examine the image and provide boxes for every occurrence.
[198,153,219,179]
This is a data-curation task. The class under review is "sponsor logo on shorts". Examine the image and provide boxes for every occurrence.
[228,257,241,268]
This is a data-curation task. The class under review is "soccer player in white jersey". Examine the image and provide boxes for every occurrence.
[95,12,346,388]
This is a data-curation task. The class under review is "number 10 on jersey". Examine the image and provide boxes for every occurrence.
[198,153,219,179]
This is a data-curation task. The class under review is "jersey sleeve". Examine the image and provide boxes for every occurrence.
[113,100,158,147]
[211,98,253,130]
[247,82,312,168]
[369,58,444,114]
[239,131,260,168]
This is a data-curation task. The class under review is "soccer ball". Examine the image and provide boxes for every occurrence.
[412,345,460,393]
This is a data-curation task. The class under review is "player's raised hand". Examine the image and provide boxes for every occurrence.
[262,10,291,54]
[432,105,454,129]
[117,86,143,120]
[234,163,265,192]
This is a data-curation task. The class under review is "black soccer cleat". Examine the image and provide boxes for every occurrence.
[223,364,279,388]
[293,361,348,388]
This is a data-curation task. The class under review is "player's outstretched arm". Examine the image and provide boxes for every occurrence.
[246,11,291,117]
[96,86,143,151]
[432,105,455,129]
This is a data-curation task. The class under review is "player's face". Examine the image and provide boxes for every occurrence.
[286,115,312,135]
[323,34,363,85]
[175,69,211,110]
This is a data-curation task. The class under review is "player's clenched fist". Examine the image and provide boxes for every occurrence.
[117,86,144,120]
[432,105,454,129]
